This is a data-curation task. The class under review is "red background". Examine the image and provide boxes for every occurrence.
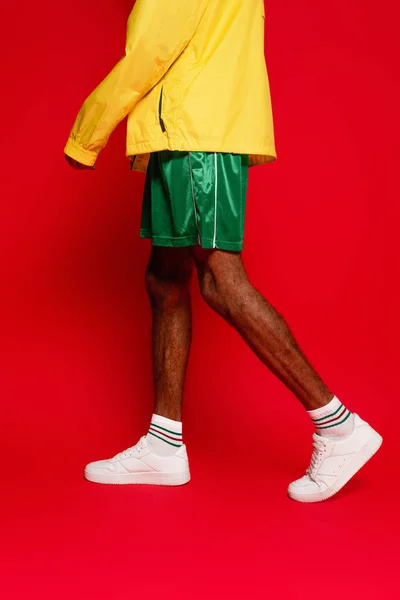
[1,1,399,597]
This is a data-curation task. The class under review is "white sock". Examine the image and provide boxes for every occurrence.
[308,395,354,439]
[146,413,183,456]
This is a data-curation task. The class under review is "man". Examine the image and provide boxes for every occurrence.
[64,0,382,502]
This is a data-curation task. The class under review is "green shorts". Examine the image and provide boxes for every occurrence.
[140,151,249,251]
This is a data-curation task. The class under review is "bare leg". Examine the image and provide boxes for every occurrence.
[145,246,194,421]
[194,248,333,411]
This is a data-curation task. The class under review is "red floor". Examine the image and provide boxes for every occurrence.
[1,314,396,598]
[1,427,394,598]
[2,440,399,599]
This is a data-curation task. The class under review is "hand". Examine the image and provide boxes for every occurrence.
[64,154,95,170]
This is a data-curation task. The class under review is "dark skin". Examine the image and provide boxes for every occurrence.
[146,246,333,421]
[66,157,333,421]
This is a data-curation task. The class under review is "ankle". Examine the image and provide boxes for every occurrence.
[147,413,183,456]
[308,395,354,439]
[305,392,335,412]
[153,408,182,422]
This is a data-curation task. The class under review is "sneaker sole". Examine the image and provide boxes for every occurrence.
[84,469,191,486]
[288,428,383,503]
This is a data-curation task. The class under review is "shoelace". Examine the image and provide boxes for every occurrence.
[306,436,327,481]
[111,436,147,462]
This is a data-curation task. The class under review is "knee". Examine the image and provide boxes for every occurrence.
[200,271,231,316]
[145,268,191,312]
[199,256,249,318]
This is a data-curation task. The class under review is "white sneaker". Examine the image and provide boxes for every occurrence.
[288,414,382,503]
[84,436,191,486]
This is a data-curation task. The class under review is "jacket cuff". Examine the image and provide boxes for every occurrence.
[64,137,98,166]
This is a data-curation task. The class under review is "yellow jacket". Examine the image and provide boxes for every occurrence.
[64,0,277,172]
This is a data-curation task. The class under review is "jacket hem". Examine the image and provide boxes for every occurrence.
[127,137,277,172]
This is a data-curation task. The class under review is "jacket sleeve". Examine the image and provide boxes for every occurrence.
[64,0,208,166]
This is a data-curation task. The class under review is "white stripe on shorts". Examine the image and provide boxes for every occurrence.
[213,152,218,248]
